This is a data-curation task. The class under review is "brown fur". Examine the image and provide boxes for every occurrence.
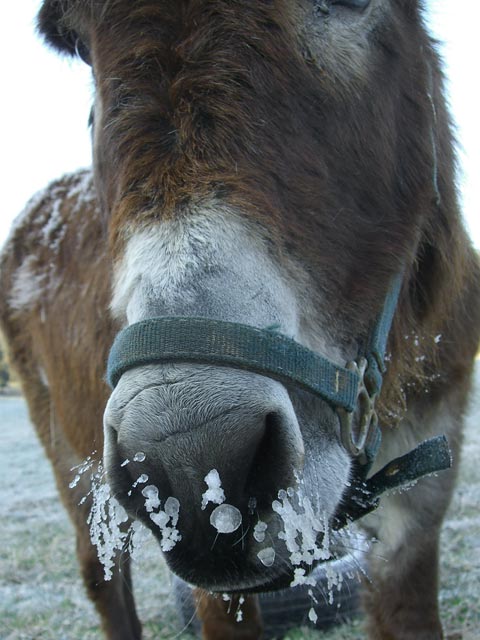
[193,589,263,640]
[1,1,480,639]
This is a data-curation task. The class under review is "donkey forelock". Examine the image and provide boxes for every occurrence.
[39,3,437,244]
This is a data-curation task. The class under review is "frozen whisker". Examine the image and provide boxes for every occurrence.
[273,488,332,568]
[87,473,130,580]
[71,458,181,580]
[210,531,220,551]
[307,588,319,604]
[308,607,318,624]
[69,453,97,488]
[269,481,358,603]
[70,454,96,473]
[69,474,82,489]
[132,473,149,488]
[235,595,245,622]
[232,523,250,548]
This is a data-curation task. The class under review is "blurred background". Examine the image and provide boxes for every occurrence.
[0,0,478,248]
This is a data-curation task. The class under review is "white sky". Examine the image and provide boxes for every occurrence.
[1,1,478,247]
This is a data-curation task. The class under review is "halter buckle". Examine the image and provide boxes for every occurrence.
[337,357,378,464]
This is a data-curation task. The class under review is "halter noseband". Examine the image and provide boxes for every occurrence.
[106,271,451,527]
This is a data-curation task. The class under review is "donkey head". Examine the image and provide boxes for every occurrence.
[38,0,442,591]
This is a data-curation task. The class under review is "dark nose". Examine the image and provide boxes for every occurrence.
[103,365,304,581]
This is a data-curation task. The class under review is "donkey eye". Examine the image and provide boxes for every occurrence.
[75,38,92,66]
[331,0,371,8]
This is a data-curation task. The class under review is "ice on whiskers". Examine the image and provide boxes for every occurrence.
[210,503,242,533]
[201,469,243,533]
[142,484,161,512]
[69,455,182,580]
[201,469,226,510]
[79,460,353,604]
[273,487,332,568]
[253,520,268,543]
[140,486,181,552]
[87,467,130,580]
[272,484,348,601]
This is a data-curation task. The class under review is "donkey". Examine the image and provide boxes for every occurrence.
[1,1,479,639]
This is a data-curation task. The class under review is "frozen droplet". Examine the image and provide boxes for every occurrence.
[164,497,180,526]
[257,547,276,567]
[205,469,222,488]
[150,511,169,528]
[308,607,318,624]
[253,520,268,543]
[132,474,149,487]
[201,469,226,510]
[209,504,242,533]
[133,452,146,462]
[69,474,81,489]
[120,459,130,467]
[142,485,160,512]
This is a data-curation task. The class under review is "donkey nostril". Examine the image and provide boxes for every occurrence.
[246,411,301,508]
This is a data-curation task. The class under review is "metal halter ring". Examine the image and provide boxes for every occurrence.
[337,358,378,461]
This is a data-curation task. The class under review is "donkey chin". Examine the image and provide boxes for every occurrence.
[103,362,351,593]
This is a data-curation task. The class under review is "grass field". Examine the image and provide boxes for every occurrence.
[1,367,479,640]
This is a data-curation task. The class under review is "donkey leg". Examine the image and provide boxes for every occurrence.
[193,588,263,640]
[48,433,142,640]
[359,386,470,640]
[363,523,443,640]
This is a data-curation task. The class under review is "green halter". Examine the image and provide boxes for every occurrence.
[106,271,452,526]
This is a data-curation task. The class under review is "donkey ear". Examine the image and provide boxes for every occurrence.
[37,0,77,56]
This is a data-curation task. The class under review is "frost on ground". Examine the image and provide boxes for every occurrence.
[1,363,480,639]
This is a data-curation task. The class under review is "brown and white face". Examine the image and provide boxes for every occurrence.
[38,0,434,591]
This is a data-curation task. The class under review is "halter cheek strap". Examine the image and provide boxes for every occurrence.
[106,271,452,527]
